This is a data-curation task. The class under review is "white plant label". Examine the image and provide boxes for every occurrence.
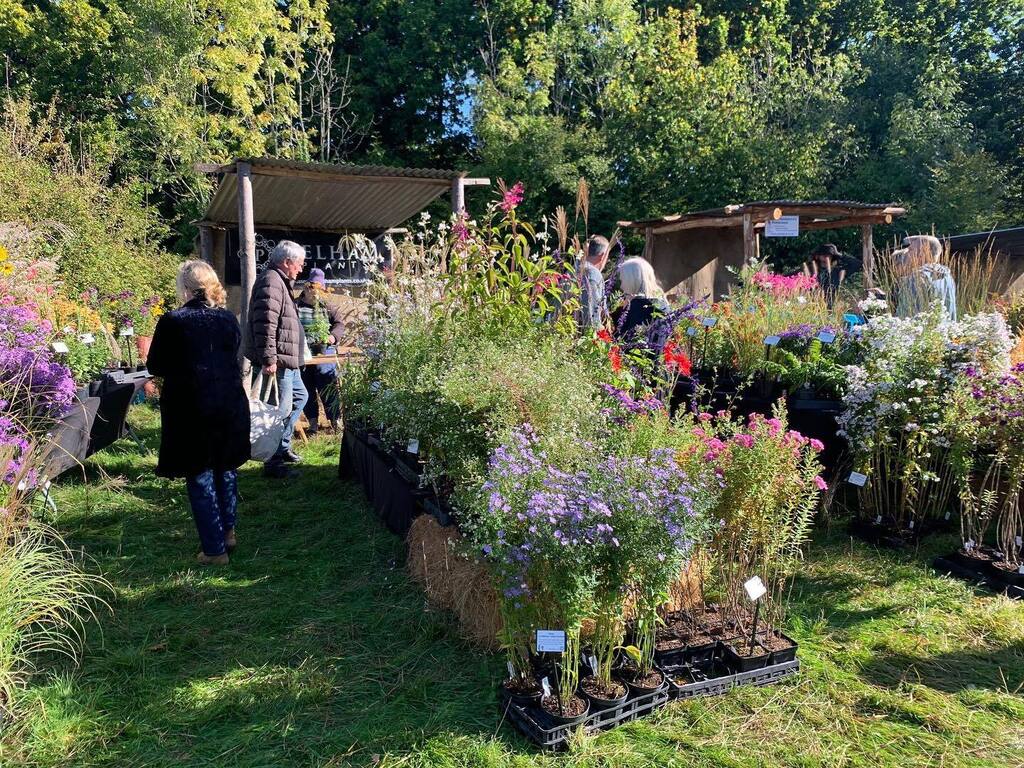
[743,575,767,602]
[764,335,781,346]
[541,677,552,698]
[506,661,514,678]
[908,520,915,530]
[589,654,599,674]
[944,511,951,521]
[848,471,868,487]
[702,317,718,328]
[765,215,800,237]
[964,539,975,551]
[407,439,419,455]
[119,326,135,337]
[51,341,69,354]
[817,330,837,344]
[536,629,566,654]
[80,333,95,345]
[686,326,698,337]
[1018,564,1024,575]
[875,515,883,525]
[1015,536,1022,548]
[369,381,382,393]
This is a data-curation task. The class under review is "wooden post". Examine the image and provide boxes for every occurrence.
[742,214,756,265]
[861,224,874,290]
[199,225,213,263]
[237,162,257,381]
[450,176,466,214]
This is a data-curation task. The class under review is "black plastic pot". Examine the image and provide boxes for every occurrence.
[579,677,629,712]
[722,640,770,673]
[987,561,1024,588]
[624,669,666,698]
[503,680,543,707]
[538,695,590,726]
[759,631,798,666]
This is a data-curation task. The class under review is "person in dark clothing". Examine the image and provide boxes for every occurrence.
[297,268,344,434]
[806,243,856,307]
[147,260,250,565]
[244,240,309,476]
[613,257,669,345]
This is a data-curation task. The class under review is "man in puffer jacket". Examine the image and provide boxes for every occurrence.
[245,240,310,477]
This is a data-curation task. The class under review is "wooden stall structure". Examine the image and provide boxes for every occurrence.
[946,225,1024,295]
[619,200,906,301]
[195,157,488,316]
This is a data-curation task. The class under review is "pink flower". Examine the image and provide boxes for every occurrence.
[766,418,782,436]
[813,476,828,491]
[698,412,714,422]
[452,215,470,242]
[733,434,755,449]
[500,181,525,212]
[809,438,825,452]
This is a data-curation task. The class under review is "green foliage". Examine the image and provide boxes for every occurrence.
[0,101,178,324]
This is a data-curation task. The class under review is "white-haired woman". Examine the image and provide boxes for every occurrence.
[613,257,670,343]
[147,261,250,565]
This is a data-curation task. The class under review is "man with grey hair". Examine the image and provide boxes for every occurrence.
[580,234,610,330]
[245,240,310,477]
[894,235,957,320]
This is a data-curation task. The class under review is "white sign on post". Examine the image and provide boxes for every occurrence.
[119,326,135,337]
[743,576,767,602]
[51,341,69,354]
[816,330,837,344]
[765,215,800,238]
[407,439,419,455]
[686,326,698,337]
[80,333,95,345]
[848,471,868,487]
[535,629,567,653]
[764,335,781,347]
[702,317,718,328]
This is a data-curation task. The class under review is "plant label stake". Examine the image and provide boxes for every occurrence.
[964,539,975,551]
[80,333,95,345]
[686,325,697,357]
[944,511,951,521]
[407,438,419,455]
[848,471,868,487]
[589,654,599,675]
[51,341,69,354]
[536,629,566,654]
[541,677,552,698]
[369,381,381,393]
[506,661,515,679]
[536,630,566,715]
[743,576,767,649]
[817,330,837,344]
[700,317,716,368]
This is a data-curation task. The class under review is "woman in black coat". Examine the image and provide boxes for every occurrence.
[147,260,250,565]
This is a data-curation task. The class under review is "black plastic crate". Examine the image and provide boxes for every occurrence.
[661,658,800,701]
[501,681,669,750]
[933,556,1024,600]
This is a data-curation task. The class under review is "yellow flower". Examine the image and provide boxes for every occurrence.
[0,244,8,262]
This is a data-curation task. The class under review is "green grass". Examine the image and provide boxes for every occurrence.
[2,405,1023,767]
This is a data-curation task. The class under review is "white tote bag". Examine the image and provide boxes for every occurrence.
[249,374,287,462]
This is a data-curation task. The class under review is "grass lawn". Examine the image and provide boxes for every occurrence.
[2,405,1023,767]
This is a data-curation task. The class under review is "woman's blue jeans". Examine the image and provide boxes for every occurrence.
[185,470,238,556]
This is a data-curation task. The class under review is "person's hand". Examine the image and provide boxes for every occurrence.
[327,334,336,345]
[263,362,277,375]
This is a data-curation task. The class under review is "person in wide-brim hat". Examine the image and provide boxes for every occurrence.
[806,243,847,306]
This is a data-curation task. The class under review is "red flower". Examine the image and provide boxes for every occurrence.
[596,329,613,344]
[608,345,623,373]
[662,340,692,376]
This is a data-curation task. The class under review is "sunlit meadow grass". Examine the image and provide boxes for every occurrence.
[1,405,1022,767]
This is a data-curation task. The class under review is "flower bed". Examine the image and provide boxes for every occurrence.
[339,188,825,739]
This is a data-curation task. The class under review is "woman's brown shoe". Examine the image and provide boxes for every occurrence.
[197,552,229,566]
[224,529,237,553]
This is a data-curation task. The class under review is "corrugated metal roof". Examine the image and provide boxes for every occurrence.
[201,157,463,232]
[620,200,905,229]
[947,226,1024,258]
